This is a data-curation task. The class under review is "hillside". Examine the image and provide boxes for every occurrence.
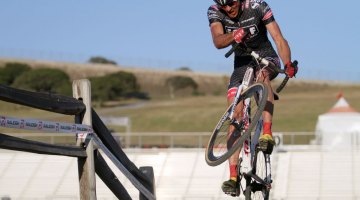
[1,57,359,100]
[0,58,228,98]
[0,58,360,133]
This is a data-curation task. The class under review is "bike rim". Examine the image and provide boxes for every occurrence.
[205,83,268,166]
[252,151,269,200]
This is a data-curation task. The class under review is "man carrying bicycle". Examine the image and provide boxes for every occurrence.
[207,0,297,196]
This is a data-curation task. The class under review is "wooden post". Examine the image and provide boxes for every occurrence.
[73,79,96,200]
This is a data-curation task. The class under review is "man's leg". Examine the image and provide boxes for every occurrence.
[257,70,275,153]
[221,92,241,196]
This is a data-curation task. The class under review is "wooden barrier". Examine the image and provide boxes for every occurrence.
[0,81,156,200]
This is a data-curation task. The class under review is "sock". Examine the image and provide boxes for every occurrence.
[230,165,237,181]
[263,122,272,136]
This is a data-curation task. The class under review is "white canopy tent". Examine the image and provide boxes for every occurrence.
[315,96,360,150]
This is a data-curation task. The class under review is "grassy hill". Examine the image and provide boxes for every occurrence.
[0,58,359,133]
[0,58,228,99]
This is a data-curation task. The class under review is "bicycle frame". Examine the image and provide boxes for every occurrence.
[228,66,254,121]
[228,53,270,122]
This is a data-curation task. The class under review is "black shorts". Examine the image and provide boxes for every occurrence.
[228,56,280,90]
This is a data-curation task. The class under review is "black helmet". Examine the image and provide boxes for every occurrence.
[213,0,237,6]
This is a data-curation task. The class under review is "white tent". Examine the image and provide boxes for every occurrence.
[315,96,360,150]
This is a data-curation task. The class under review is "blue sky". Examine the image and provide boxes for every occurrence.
[0,1,359,82]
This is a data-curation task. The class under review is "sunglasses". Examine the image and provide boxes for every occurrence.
[220,1,237,8]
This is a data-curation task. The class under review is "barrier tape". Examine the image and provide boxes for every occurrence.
[0,115,93,136]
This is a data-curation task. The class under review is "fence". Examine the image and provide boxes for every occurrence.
[0,81,156,200]
[3,131,317,148]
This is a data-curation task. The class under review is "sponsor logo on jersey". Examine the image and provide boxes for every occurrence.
[208,14,221,20]
[250,0,263,9]
[226,26,239,33]
[208,9,218,15]
[244,24,259,38]
[225,19,235,24]
[241,17,255,23]
[226,24,258,37]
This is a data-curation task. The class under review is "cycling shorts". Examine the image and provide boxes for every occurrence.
[227,56,280,100]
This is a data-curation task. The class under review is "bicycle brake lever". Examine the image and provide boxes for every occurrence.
[275,60,298,93]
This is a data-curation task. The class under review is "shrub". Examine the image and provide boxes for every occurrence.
[165,76,198,98]
[89,76,116,102]
[90,71,143,102]
[0,62,31,85]
[12,68,71,95]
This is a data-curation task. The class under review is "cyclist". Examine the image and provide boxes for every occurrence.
[207,0,297,196]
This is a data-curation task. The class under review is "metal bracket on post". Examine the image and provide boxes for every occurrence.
[73,79,96,200]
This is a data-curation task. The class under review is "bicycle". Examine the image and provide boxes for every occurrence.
[205,43,298,199]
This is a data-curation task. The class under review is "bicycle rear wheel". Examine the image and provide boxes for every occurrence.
[245,150,270,200]
[205,83,268,166]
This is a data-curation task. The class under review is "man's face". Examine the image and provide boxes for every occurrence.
[220,1,240,19]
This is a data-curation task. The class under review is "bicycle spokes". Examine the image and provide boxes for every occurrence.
[243,148,271,200]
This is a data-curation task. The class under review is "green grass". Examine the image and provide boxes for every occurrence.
[107,82,360,133]
[1,81,359,134]
[96,96,227,132]
[273,84,360,132]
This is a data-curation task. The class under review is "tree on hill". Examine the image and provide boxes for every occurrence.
[88,56,117,65]
[12,68,71,95]
[0,62,31,85]
[165,76,198,99]
[176,66,192,72]
[90,71,147,103]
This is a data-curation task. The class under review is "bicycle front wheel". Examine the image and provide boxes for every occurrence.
[205,83,268,166]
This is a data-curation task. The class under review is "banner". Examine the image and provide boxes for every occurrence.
[0,115,93,134]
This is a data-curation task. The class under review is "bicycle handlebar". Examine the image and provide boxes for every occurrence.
[225,43,240,58]
[275,60,298,93]
[225,43,298,93]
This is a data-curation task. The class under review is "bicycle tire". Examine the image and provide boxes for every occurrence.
[205,83,268,166]
[244,150,270,200]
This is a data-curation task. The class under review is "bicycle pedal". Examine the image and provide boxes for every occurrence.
[225,188,240,196]
[225,191,240,197]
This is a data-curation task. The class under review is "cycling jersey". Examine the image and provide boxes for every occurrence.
[207,0,280,89]
[208,0,278,59]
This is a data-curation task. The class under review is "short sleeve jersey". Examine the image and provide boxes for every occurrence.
[207,0,278,60]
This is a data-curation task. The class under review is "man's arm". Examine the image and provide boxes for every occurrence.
[266,21,291,65]
[210,22,234,49]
